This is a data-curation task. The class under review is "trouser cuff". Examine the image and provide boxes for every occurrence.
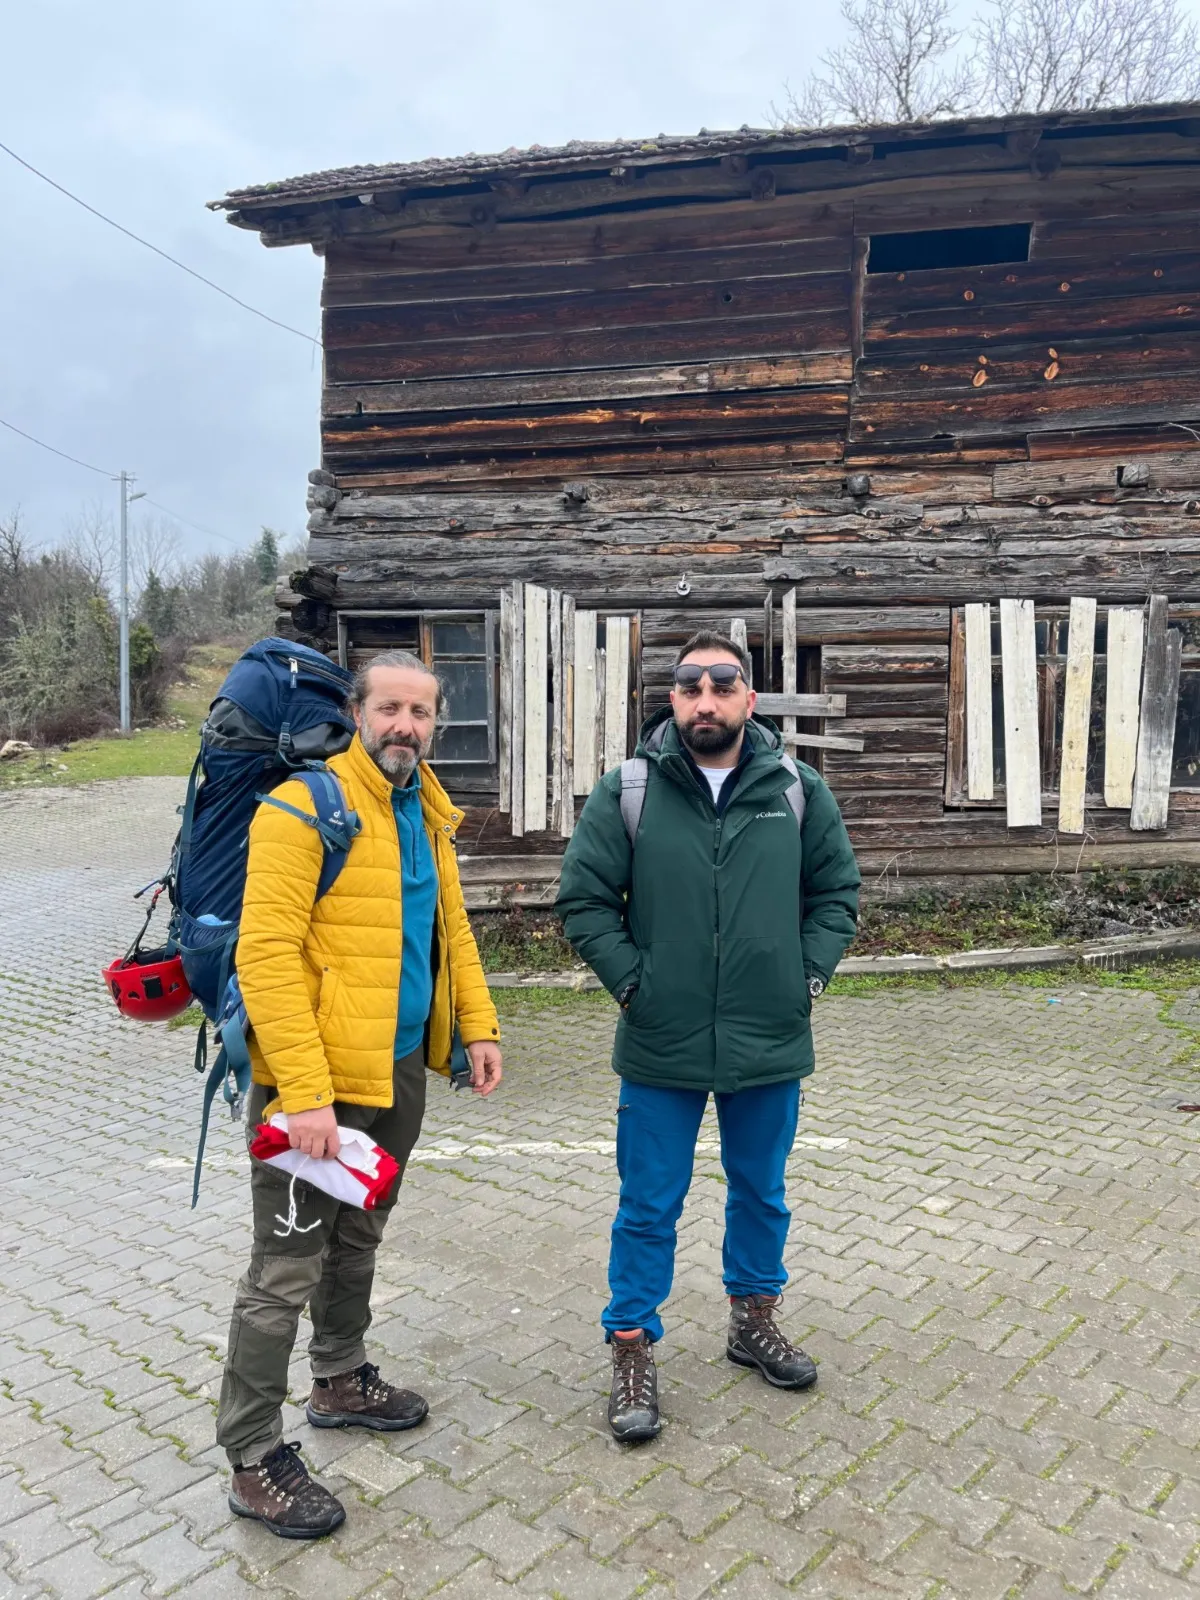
[310,1343,367,1380]
[228,1430,282,1471]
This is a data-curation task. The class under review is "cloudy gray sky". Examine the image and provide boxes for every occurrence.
[5,1,1199,563]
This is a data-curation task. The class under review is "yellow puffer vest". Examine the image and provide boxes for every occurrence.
[236,733,499,1115]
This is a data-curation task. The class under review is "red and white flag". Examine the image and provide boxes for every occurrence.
[249,1115,400,1211]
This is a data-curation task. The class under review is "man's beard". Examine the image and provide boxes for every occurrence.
[361,720,432,782]
[678,712,745,758]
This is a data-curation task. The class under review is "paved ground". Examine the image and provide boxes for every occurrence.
[2,778,1200,1600]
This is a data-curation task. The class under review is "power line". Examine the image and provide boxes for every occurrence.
[0,414,112,476]
[0,139,321,348]
[0,413,250,550]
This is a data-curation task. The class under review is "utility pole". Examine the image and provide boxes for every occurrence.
[116,471,146,734]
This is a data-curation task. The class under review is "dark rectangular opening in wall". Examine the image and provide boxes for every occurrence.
[867,223,1032,274]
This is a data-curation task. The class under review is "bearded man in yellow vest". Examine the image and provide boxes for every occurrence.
[216,650,502,1538]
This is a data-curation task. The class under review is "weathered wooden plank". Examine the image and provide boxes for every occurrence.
[640,603,950,646]
[850,372,1200,443]
[1131,596,1183,831]
[857,332,1200,398]
[945,607,967,806]
[964,602,994,802]
[333,433,846,487]
[822,645,949,681]
[779,731,866,752]
[729,617,749,680]
[324,270,851,349]
[838,717,944,753]
[1057,596,1097,834]
[498,586,513,815]
[993,450,1200,502]
[1032,210,1200,260]
[757,693,848,717]
[603,617,631,773]
[509,581,525,837]
[1105,606,1145,808]
[573,609,598,796]
[549,590,564,835]
[322,352,853,417]
[780,588,798,739]
[322,237,854,306]
[523,584,548,833]
[860,287,1200,350]
[824,751,946,790]
[324,308,852,383]
[999,598,1042,827]
[559,593,575,838]
[864,251,1200,320]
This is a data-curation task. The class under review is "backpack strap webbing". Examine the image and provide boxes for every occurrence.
[255,768,362,901]
[618,758,649,845]
[619,750,807,844]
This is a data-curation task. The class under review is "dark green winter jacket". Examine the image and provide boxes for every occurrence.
[555,708,861,1093]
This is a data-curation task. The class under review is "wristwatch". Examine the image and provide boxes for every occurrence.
[808,975,826,1000]
[616,982,639,1011]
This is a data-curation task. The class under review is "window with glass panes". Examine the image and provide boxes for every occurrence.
[336,610,497,767]
[946,605,1200,806]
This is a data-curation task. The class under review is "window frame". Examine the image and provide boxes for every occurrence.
[336,608,498,767]
[946,603,1200,809]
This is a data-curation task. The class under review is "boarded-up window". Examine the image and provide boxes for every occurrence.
[947,604,1200,805]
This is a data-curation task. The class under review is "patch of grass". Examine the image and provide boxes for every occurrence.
[828,956,1200,1000]
[0,642,240,789]
[470,906,581,974]
[492,986,615,1018]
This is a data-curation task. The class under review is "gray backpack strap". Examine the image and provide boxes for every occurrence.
[778,752,807,834]
[619,757,650,845]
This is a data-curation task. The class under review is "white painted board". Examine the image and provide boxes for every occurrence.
[964,602,993,801]
[781,589,797,736]
[603,616,631,773]
[1105,607,1144,808]
[523,583,549,833]
[999,598,1041,827]
[1057,596,1097,835]
[573,610,598,795]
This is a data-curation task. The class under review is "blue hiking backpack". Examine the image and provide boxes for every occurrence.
[168,638,361,1204]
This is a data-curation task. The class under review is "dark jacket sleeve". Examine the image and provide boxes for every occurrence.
[799,772,861,986]
[554,773,643,999]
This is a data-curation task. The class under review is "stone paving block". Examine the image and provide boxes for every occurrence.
[6,782,1200,1600]
[446,1504,564,1580]
[26,1539,139,1600]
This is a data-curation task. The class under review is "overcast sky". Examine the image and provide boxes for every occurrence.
[5,1,1199,564]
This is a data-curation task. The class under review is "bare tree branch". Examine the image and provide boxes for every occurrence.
[773,0,975,127]
[973,0,1200,113]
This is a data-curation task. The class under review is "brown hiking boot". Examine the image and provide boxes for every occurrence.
[607,1331,661,1442]
[727,1295,818,1390]
[306,1361,429,1432]
[228,1441,345,1539]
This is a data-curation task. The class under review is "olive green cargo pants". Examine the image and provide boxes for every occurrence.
[215,1047,426,1467]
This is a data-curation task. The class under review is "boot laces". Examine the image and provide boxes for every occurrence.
[351,1361,391,1403]
[258,1441,311,1505]
[613,1338,655,1408]
[740,1296,795,1361]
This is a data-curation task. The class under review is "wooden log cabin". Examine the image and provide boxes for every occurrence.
[212,102,1200,893]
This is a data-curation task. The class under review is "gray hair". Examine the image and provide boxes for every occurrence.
[349,650,445,719]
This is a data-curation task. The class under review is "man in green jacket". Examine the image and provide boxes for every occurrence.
[556,630,860,1441]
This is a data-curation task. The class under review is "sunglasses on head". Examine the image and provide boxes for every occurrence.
[673,662,747,694]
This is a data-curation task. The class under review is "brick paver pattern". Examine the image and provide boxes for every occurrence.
[2,778,1200,1599]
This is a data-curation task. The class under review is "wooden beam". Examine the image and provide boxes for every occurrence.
[999,598,1042,827]
[781,588,798,739]
[729,617,749,681]
[1105,606,1145,809]
[779,731,866,752]
[523,583,548,833]
[573,610,599,795]
[1057,596,1097,835]
[964,602,994,802]
[1131,595,1182,831]
[757,692,848,717]
[560,594,576,838]
[603,616,631,773]
[549,589,564,835]
[510,581,525,837]
[498,587,513,815]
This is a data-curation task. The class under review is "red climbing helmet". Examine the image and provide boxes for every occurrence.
[103,945,193,1022]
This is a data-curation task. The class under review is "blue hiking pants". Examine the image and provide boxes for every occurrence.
[602,1077,803,1343]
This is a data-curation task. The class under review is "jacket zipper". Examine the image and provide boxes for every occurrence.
[268,648,347,691]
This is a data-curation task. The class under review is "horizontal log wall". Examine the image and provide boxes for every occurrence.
[287,119,1200,871]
